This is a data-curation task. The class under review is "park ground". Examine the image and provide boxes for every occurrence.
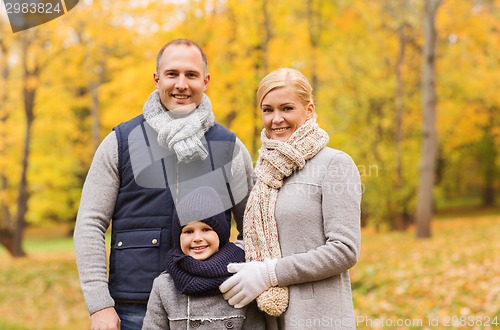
[1,209,499,330]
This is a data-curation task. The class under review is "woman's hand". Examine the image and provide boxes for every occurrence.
[219,260,277,308]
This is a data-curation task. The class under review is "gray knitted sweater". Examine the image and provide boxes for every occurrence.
[73,132,254,315]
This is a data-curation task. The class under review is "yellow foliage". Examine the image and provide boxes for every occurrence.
[0,0,498,228]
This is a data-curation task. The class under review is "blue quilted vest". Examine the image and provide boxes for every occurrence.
[109,114,236,302]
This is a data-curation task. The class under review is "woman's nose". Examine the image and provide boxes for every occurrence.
[272,111,283,124]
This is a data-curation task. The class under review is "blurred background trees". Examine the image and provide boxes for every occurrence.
[0,0,498,255]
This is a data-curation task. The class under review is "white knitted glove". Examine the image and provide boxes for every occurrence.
[219,259,278,308]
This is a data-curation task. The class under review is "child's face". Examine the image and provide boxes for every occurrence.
[180,221,220,260]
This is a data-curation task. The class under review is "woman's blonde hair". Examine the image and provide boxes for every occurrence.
[257,68,314,108]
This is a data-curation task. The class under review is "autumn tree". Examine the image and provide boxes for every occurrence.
[1,29,47,256]
[436,0,499,209]
[0,20,16,251]
[0,0,497,247]
[416,0,442,239]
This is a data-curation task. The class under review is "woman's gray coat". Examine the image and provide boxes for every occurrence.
[267,147,361,330]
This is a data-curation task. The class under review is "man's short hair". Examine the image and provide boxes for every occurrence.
[156,38,208,75]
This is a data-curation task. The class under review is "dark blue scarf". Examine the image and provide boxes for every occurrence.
[166,242,245,296]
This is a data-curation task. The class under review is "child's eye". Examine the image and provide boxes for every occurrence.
[202,228,213,232]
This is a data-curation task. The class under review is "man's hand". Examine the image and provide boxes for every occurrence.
[90,307,120,330]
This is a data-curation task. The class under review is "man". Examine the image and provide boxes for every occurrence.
[74,39,254,330]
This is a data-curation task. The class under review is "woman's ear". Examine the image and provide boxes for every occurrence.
[306,102,315,119]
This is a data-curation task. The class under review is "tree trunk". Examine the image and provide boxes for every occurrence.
[0,35,16,254]
[394,22,407,231]
[480,108,497,206]
[415,0,441,239]
[10,35,41,257]
[0,39,12,229]
[307,0,322,95]
[13,113,32,257]
[88,59,106,152]
[90,83,101,151]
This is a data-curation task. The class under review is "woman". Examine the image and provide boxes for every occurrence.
[220,68,361,329]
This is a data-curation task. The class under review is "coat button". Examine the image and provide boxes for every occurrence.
[151,239,158,245]
[190,320,201,328]
[225,320,234,329]
[117,242,123,247]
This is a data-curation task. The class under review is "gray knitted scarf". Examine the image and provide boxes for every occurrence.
[142,90,215,163]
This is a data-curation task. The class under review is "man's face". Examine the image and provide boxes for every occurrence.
[153,44,210,112]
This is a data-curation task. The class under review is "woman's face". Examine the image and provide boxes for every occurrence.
[261,86,314,142]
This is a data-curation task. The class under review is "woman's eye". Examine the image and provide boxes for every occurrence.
[284,106,294,111]
[262,108,272,113]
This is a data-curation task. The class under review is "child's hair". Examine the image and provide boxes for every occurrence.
[172,186,230,248]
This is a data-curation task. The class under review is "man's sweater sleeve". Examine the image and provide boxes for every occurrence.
[74,132,120,315]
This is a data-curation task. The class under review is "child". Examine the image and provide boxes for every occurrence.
[142,186,265,329]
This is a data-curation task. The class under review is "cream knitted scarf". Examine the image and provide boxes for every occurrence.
[243,118,329,316]
[142,90,215,163]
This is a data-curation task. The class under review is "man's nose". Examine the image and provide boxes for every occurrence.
[175,75,188,89]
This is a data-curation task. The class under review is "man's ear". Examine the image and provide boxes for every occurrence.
[153,72,159,88]
[203,73,211,91]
